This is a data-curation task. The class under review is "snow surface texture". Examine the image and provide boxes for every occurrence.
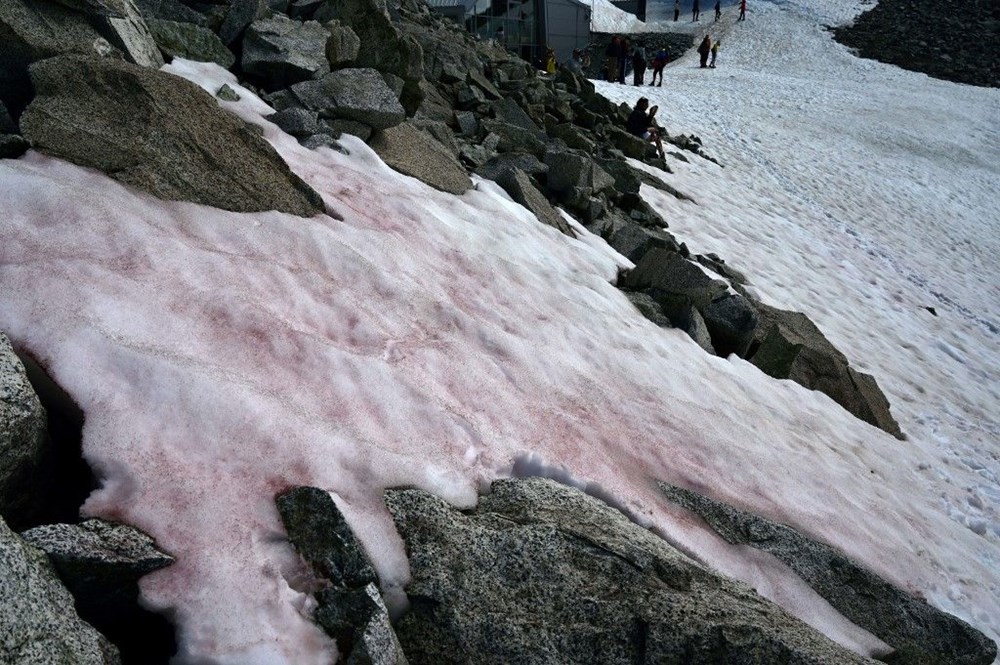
[0,0,998,661]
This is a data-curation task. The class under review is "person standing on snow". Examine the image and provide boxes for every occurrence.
[619,38,631,83]
[650,48,668,86]
[710,40,720,67]
[697,34,712,68]
[692,0,701,21]
[714,0,721,21]
[738,0,747,20]
[605,36,621,82]
[674,0,680,21]
[632,45,647,85]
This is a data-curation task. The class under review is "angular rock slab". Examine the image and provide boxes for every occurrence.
[658,482,998,665]
[485,166,573,237]
[242,14,330,90]
[385,478,870,664]
[623,247,728,311]
[0,332,48,527]
[290,68,406,131]
[276,486,377,588]
[146,18,234,68]
[0,517,119,665]
[21,54,325,217]
[20,519,174,621]
[749,304,903,438]
[370,122,471,195]
[276,487,406,664]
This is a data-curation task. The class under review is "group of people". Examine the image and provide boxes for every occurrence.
[604,37,669,86]
[674,0,747,22]
[697,35,721,68]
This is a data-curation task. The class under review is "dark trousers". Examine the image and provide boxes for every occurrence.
[633,63,646,85]
[674,9,679,20]
[699,52,709,67]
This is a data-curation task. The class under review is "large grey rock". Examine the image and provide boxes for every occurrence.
[21,54,325,217]
[276,486,376,587]
[659,483,998,665]
[543,148,615,195]
[622,248,728,312]
[242,14,330,90]
[290,68,406,130]
[51,0,128,17]
[0,0,113,116]
[475,152,548,180]
[20,519,173,625]
[0,517,119,665]
[0,333,47,528]
[268,107,319,137]
[749,304,903,438]
[218,0,265,45]
[330,0,424,114]
[370,122,471,195]
[700,292,759,357]
[490,97,543,136]
[602,217,680,264]
[147,18,234,67]
[277,487,406,664]
[324,20,360,68]
[386,478,869,665]
[480,119,546,156]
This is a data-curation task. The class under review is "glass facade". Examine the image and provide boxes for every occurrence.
[466,0,543,64]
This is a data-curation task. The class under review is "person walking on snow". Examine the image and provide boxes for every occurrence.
[674,0,680,21]
[714,0,721,21]
[632,45,647,85]
[697,34,712,68]
[710,40,720,67]
[738,0,747,20]
[692,0,700,21]
[650,48,668,86]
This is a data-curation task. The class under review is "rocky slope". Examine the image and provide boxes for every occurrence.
[0,0,997,663]
[832,0,1000,88]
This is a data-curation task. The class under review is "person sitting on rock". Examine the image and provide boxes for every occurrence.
[626,97,665,159]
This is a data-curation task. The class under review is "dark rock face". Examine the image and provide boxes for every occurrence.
[0,517,120,665]
[490,167,574,236]
[701,293,759,357]
[748,304,903,438]
[832,0,999,88]
[0,333,48,528]
[369,121,472,195]
[659,483,998,665]
[0,0,113,117]
[275,486,406,664]
[19,519,173,627]
[21,54,325,217]
[386,478,869,665]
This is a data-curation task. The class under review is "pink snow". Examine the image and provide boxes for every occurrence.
[0,61,993,663]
